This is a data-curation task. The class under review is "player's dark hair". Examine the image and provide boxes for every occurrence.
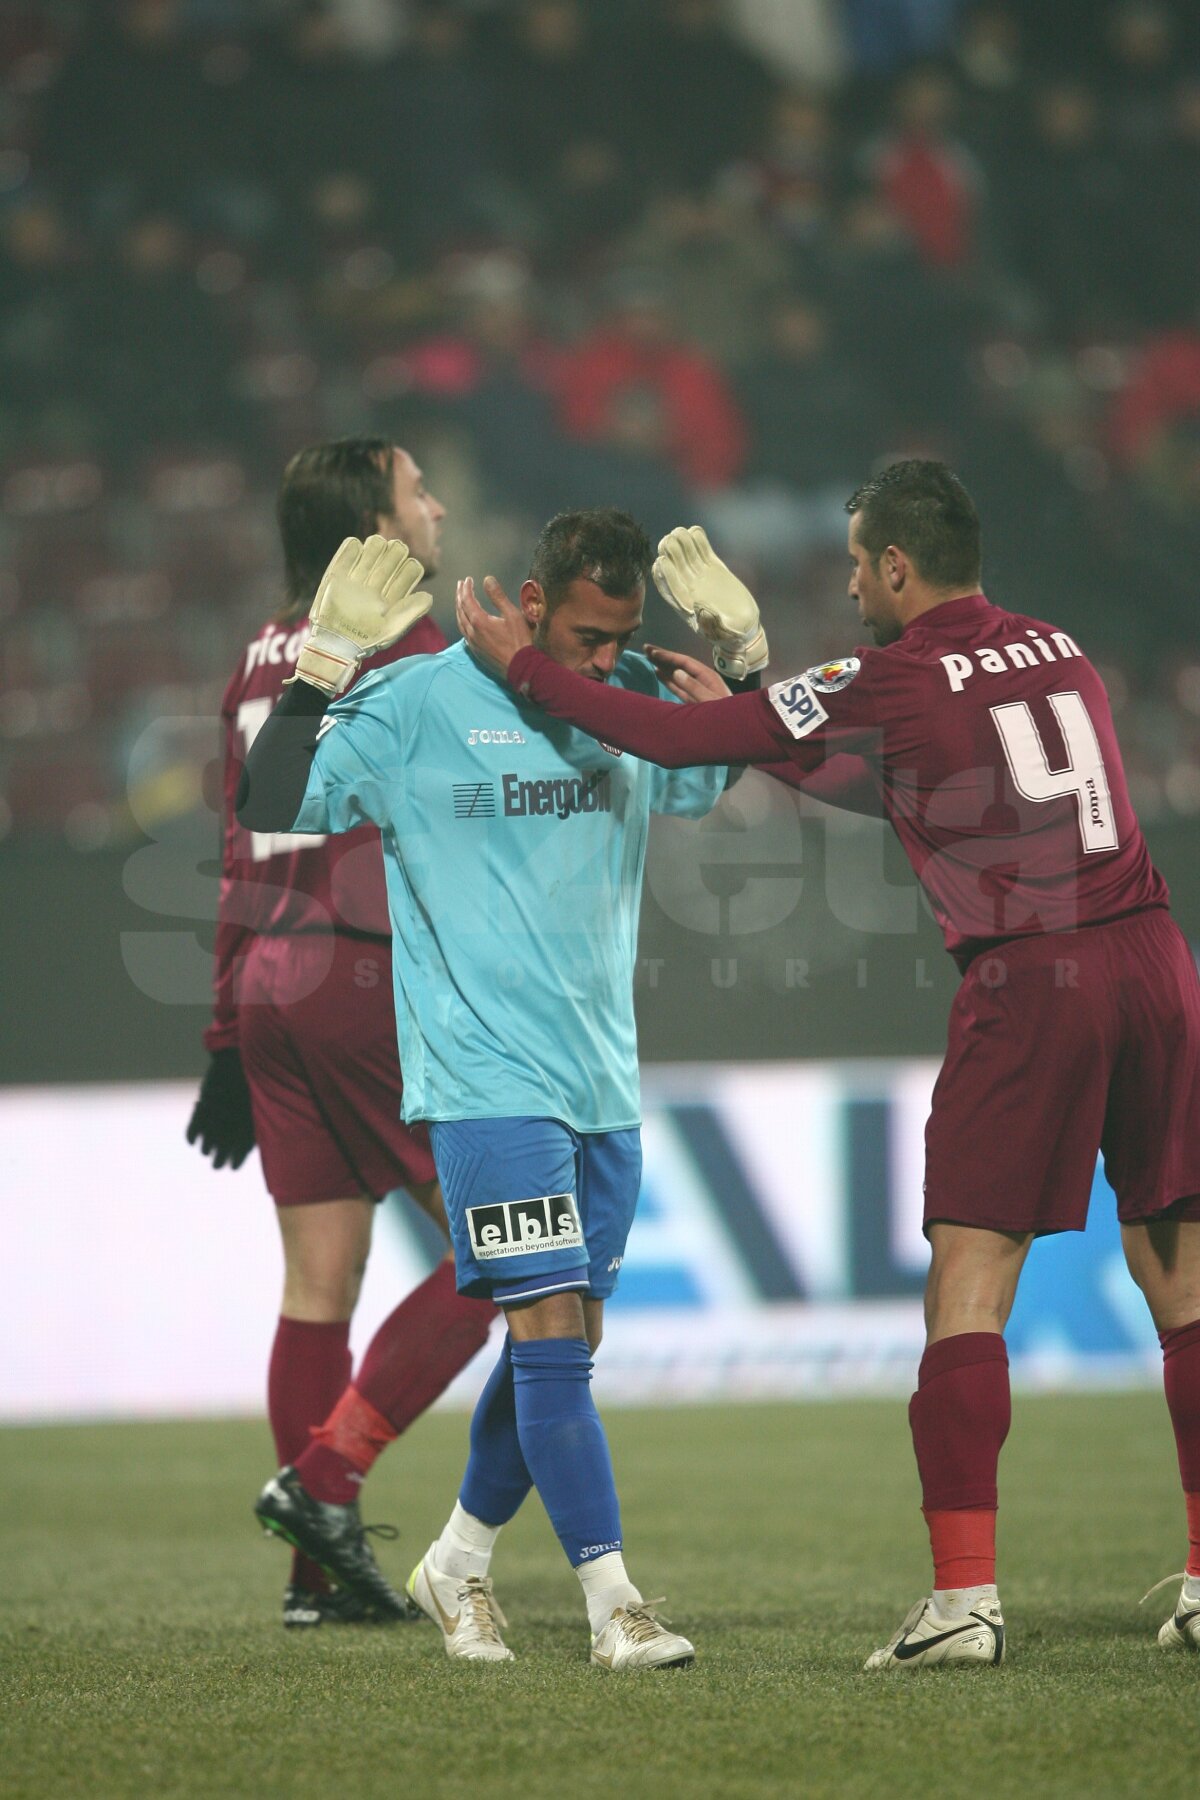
[846,459,982,588]
[529,508,653,610]
[276,438,396,619]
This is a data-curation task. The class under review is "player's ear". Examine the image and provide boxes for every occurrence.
[520,579,546,625]
[885,546,906,593]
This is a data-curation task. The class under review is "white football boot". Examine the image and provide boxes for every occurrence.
[406,1548,514,1662]
[864,1595,1005,1671]
[590,1598,695,1670]
[1141,1573,1200,1649]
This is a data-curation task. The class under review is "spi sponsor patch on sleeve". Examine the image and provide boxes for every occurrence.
[767,673,829,739]
[466,1193,584,1261]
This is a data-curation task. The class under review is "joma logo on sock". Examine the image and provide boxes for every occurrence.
[466,1194,583,1260]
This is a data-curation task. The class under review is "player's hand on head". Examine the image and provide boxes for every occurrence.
[186,1047,256,1171]
[644,643,731,704]
[456,575,532,679]
[290,535,433,697]
[652,526,769,681]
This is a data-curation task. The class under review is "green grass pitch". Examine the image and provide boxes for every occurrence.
[2,1395,1196,1800]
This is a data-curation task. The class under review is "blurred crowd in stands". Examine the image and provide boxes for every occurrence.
[3,0,1200,845]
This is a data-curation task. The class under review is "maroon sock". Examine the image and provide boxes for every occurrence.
[908,1332,1011,1512]
[294,1262,495,1504]
[267,1315,351,1590]
[1160,1318,1200,1577]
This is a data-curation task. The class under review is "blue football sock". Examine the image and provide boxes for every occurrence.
[458,1335,533,1527]
[509,1335,623,1568]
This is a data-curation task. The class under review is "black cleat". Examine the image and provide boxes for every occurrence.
[282,1583,377,1629]
[256,1466,417,1622]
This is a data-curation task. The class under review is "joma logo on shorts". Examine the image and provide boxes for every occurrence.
[466,1194,584,1261]
[502,771,611,820]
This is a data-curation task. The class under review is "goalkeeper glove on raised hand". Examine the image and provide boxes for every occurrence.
[186,1047,256,1171]
[287,534,433,696]
[652,525,769,680]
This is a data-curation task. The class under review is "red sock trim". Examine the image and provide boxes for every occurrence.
[924,1507,997,1590]
[1159,1318,1200,1359]
[918,1330,1009,1386]
[310,1387,396,1473]
[295,1388,398,1504]
[292,1265,495,1504]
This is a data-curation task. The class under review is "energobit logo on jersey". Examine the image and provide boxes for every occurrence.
[466,1193,584,1261]
[451,771,612,821]
[504,770,611,820]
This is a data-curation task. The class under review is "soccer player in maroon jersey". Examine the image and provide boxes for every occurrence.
[457,459,1200,1666]
[187,438,495,1627]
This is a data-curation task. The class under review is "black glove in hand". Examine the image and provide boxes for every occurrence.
[186,1047,256,1170]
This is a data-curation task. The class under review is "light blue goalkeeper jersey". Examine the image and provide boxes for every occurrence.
[293,641,726,1129]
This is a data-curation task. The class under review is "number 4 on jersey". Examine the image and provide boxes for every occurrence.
[990,690,1118,854]
[236,696,329,862]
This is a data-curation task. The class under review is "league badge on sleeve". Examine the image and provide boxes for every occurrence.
[806,656,861,694]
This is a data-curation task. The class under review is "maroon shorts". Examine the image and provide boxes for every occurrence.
[924,910,1200,1236]
[238,933,436,1206]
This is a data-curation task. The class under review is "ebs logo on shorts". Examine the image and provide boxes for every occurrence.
[451,772,611,822]
[466,1194,584,1260]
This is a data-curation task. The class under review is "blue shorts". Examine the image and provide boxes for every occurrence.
[429,1117,642,1305]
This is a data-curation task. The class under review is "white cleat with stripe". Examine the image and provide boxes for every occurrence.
[864,1595,1005,1671]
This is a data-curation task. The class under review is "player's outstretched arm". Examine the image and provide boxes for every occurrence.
[456,574,781,768]
[757,753,886,817]
[653,527,768,680]
[644,645,880,811]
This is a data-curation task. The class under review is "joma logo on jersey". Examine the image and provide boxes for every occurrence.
[466,1194,584,1261]
[467,727,526,746]
[767,674,829,740]
[502,771,612,820]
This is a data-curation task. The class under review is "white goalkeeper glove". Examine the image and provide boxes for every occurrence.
[652,525,769,680]
[286,534,433,697]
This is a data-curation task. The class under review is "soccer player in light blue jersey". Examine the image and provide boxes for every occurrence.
[240,510,762,1668]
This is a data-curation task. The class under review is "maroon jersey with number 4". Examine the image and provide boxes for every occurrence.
[204,614,447,1053]
[510,593,1168,966]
